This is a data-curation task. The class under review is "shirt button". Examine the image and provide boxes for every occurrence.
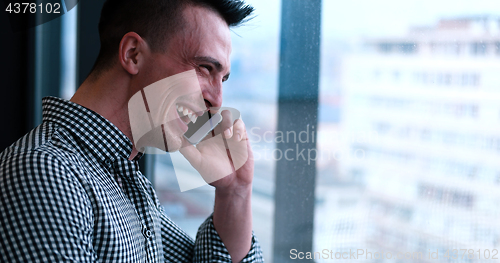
[104,159,112,168]
[143,228,152,239]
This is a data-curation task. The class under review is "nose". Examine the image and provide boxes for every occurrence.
[202,81,223,108]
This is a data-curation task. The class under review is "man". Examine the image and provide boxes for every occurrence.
[0,0,264,262]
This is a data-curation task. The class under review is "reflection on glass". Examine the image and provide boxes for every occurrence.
[317,1,500,261]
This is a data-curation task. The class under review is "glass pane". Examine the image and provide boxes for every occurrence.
[316,1,500,261]
[153,1,280,261]
[60,4,78,100]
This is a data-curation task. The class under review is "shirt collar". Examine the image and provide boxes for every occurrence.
[42,96,134,163]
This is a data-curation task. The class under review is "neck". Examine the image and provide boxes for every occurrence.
[71,69,139,159]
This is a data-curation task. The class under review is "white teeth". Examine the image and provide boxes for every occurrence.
[189,113,197,123]
[188,113,198,124]
[177,104,198,123]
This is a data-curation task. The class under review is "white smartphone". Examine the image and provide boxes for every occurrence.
[184,111,223,145]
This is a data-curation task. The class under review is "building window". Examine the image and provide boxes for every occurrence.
[471,42,487,55]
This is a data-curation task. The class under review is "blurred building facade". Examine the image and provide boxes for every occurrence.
[315,16,500,262]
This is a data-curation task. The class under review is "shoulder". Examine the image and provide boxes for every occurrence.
[0,122,88,198]
[0,126,93,224]
[1,122,78,169]
[0,125,96,262]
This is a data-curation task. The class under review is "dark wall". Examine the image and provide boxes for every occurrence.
[77,0,106,85]
[0,0,105,151]
[0,10,33,151]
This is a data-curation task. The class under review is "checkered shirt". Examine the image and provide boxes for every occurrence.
[0,97,264,263]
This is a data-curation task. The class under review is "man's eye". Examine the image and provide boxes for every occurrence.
[199,65,212,73]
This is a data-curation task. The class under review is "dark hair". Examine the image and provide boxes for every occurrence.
[92,0,254,75]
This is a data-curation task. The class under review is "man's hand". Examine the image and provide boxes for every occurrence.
[179,109,254,262]
[179,109,253,189]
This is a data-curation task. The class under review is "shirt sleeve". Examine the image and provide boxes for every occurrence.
[0,150,96,262]
[159,211,195,262]
[193,215,264,263]
[160,212,264,263]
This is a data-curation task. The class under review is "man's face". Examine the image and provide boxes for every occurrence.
[134,5,232,152]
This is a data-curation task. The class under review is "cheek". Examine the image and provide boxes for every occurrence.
[160,94,180,124]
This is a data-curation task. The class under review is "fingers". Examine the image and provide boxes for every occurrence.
[219,110,247,142]
[209,107,220,115]
[220,110,233,138]
[232,119,246,142]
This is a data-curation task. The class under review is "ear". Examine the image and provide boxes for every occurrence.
[118,32,148,75]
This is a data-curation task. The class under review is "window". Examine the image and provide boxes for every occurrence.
[319,2,500,261]
[471,42,487,56]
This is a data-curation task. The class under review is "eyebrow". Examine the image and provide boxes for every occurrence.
[194,56,231,81]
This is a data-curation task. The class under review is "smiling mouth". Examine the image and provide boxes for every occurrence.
[176,104,200,124]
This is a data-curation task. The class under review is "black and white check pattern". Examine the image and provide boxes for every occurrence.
[0,97,264,262]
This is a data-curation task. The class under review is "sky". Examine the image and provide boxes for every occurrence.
[322,0,500,39]
[233,0,500,40]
